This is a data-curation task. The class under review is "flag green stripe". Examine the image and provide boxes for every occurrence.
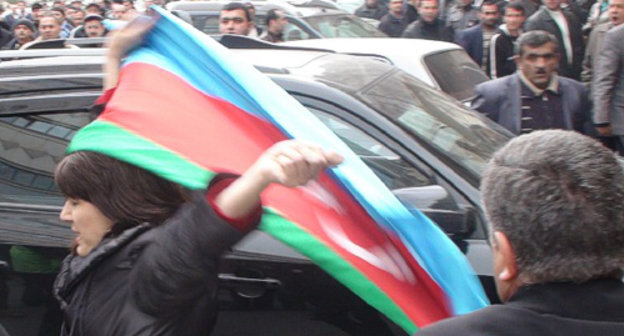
[260,208,419,334]
[67,120,213,189]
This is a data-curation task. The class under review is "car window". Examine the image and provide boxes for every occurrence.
[0,112,95,206]
[311,108,432,190]
[303,14,386,38]
[191,14,222,35]
[423,49,489,101]
[283,19,312,41]
[357,70,509,183]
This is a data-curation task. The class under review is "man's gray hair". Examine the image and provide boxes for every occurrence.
[481,130,624,283]
[515,30,560,56]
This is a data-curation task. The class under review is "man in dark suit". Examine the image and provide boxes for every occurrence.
[471,31,590,135]
[456,0,501,75]
[417,129,624,336]
[525,0,584,80]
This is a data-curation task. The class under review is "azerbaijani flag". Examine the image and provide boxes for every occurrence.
[68,8,488,334]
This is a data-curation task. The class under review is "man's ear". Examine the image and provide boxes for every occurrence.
[493,231,517,281]
[513,55,522,69]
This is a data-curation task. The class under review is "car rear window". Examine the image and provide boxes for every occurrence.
[423,50,488,102]
[303,14,386,38]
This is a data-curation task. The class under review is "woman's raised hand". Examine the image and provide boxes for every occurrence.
[214,141,343,219]
[249,140,344,188]
[107,15,158,60]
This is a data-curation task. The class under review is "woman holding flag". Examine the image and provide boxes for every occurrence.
[52,16,342,335]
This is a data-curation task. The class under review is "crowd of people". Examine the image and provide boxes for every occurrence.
[217,1,287,42]
[0,0,139,49]
[209,0,624,155]
[356,0,624,155]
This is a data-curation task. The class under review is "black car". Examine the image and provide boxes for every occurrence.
[0,43,511,336]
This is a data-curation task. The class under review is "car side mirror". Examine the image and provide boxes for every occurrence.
[393,185,476,238]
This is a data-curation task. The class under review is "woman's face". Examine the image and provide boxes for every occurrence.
[60,199,113,257]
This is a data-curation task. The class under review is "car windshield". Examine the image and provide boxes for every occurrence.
[358,70,510,183]
[423,49,489,101]
[303,14,386,37]
[190,14,221,35]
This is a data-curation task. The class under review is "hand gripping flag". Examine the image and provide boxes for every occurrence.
[68,8,488,333]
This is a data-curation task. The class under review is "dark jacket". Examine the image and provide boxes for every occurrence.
[525,7,585,80]
[404,4,419,24]
[445,4,479,31]
[417,279,624,336]
[53,186,260,336]
[2,38,19,50]
[456,23,485,66]
[0,27,13,49]
[377,13,408,37]
[401,18,455,42]
[471,73,590,135]
[355,4,388,20]
[489,25,519,79]
[260,30,284,43]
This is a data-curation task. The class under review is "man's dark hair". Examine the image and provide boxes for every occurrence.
[515,30,560,56]
[479,0,499,10]
[84,13,104,22]
[32,2,43,10]
[265,8,281,26]
[482,130,624,283]
[505,1,525,14]
[221,2,251,21]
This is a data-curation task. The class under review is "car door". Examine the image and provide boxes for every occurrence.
[291,94,485,242]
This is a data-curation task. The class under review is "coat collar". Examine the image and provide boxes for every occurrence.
[507,278,624,321]
[53,223,152,307]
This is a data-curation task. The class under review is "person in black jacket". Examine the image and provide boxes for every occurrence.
[355,0,388,20]
[488,2,525,78]
[52,18,343,336]
[524,0,585,80]
[378,0,409,37]
[0,25,12,49]
[417,130,624,336]
[402,0,455,42]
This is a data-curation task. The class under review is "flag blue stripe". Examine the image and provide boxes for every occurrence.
[126,7,489,314]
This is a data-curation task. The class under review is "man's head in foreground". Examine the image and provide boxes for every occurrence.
[481,130,624,302]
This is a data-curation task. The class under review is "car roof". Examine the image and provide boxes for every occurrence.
[0,46,397,108]
[282,38,462,85]
[283,37,462,59]
[167,0,346,17]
